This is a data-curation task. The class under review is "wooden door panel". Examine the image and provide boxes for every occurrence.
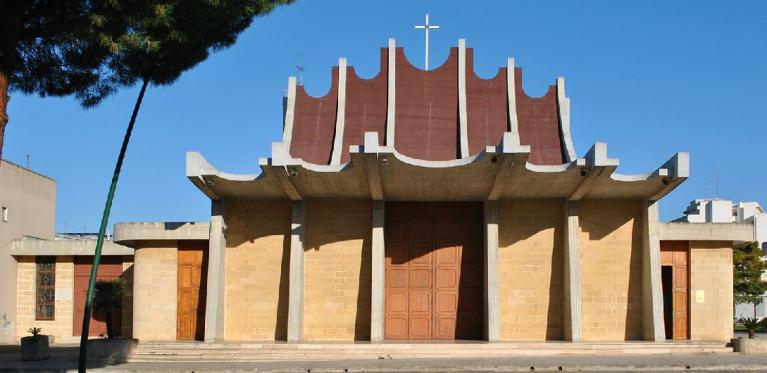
[660,241,689,340]
[177,241,208,341]
[384,202,483,340]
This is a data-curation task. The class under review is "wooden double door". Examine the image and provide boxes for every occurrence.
[385,202,484,340]
[660,240,689,340]
[177,240,209,341]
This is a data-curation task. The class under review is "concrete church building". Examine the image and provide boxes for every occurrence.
[126,39,752,345]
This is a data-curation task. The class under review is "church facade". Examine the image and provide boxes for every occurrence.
[128,39,748,343]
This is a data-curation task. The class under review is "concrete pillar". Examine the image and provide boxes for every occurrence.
[370,201,385,342]
[642,200,665,341]
[563,201,583,342]
[484,201,500,342]
[287,201,305,342]
[204,200,226,342]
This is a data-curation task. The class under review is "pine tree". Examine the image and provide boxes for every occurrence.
[734,242,767,305]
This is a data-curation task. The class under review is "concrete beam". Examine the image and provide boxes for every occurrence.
[363,132,384,200]
[458,39,469,158]
[563,201,583,342]
[204,201,226,342]
[386,38,396,147]
[556,77,578,162]
[11,239,133,257]
[642,201,665,342]
[484,201,500,341]
[114,221,209,245]
[287,201,305,342]
[282,76,297,150]
[506,58,520,137]
[568,142,617,201]
[488,133,531,201]
[330,58,348,166]
[649,152,690,202]
[659,222,754,242]
[370,201,385,342]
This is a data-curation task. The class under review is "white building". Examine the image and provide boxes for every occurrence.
[677,198,767,318]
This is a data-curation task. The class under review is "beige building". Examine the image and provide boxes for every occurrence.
[0,160,56,343]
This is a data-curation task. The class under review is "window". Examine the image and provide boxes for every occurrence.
[1,207,7,222]
[35,257,56,320]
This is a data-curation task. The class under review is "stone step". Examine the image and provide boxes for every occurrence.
[127,342,732,362]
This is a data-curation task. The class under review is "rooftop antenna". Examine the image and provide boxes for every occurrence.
[715,161,721,198]
[26,154,29,169]
[415,13,440,70]
[296,53,304,86]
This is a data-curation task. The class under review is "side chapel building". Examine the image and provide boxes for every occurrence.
[128,40,749,343]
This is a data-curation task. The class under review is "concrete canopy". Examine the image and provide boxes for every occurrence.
[186,39,690,202]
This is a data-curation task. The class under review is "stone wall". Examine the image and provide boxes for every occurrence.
[579,200,643,341]
[16,256,74,341]
[132,244,177,341]
[224,199,291,341]
[690,240,733,341]
[498,200,564,340]
[303,200,371,341]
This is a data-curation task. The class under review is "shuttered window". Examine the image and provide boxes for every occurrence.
[35,257,56,320]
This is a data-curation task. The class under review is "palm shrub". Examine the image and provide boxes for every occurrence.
[92,279,127,339]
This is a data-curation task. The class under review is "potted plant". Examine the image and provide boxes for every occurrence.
[93,279,127,339]
[737,317,764,339]
[21,327,49,361]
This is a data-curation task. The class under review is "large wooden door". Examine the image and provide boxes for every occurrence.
[73,256,124,337]
[660,241,689,340]
[385,202,483,340]
[177,240,208,341]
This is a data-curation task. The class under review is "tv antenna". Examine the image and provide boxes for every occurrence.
[296,53,304,86]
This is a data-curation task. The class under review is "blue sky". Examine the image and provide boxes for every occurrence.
[4,0,766,232]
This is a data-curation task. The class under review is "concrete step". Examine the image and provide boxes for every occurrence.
[127,342,733,362]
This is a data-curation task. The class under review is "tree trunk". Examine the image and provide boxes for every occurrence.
[78,78,149,373]
[0,1,21,163]
[104,309,114,339]
[0,70,8,161]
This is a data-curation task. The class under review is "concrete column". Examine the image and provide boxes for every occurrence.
[287,201,305,342]
[563,201,583,342]
[484,201,500,342]
[642,200,665,341]
[370,201,385,342]
[204,200,226,342]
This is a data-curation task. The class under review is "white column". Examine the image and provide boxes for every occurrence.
[287,201,305,342]
[484,201,500,341]
[643,200,665,341]
[563,201,583,342]
[204,200,226,342]
[457,39,469,158]
[386,38,396,147]
[330,58,347,165]
[370,201,385,342]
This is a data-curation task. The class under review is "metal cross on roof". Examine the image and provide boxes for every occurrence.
[415,13,440,70]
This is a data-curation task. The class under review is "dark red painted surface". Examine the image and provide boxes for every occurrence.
[394,48,459,161]
[340,48,388,164]
[289,67,339,165]
[466,49,508,156]
[515,68,567,165]
[287,45,569,165]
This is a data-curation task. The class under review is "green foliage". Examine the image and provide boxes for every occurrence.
[7,0,294,107]
[738,317,764,331]
[734,242,767,305]
[93,279,127,313]
[27,327,42,336]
